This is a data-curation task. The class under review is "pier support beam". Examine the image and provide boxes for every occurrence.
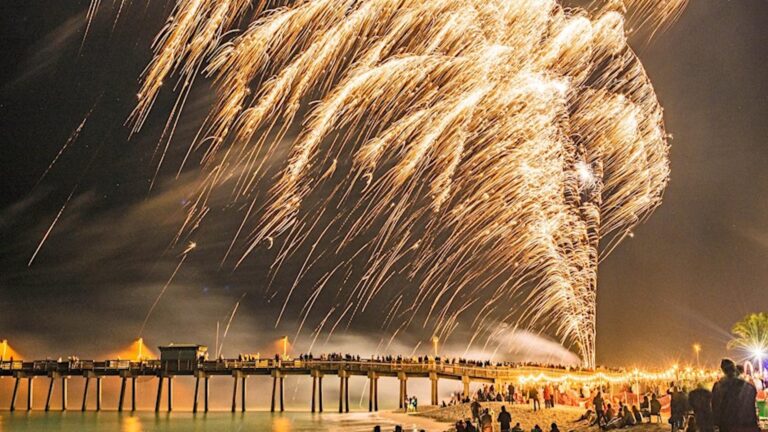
[154,376,163,412]
[96,378,102,411]
[27,377,34,411]
[204,376,210,413]
[311,370,323,413]
[241,375,247,413]
[167,377,173,412]
[193,374,201,413]
[10,376,20,411]
[131,377,137,412]
[398,372,407,409]
[368,372,379,412]
[82,377,90,411]
[270,370,284,412]
[338,370,349,413]
[344,376,350,413]
[429,372,439,406]
[462,376,471,399]
[118,377,127,412]
[231,373,239,412]
[45,375,55,411]
[61,376,68,411]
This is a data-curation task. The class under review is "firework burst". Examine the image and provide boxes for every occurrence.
[131,0,684,368]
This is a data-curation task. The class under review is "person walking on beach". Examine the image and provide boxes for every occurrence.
[529,387,540,411]
[498,405,512,432]
[592,392,605,426]
[670,386,689,432]
[480,408,493,432]
[471,399,482,425]
[712,358,760,432]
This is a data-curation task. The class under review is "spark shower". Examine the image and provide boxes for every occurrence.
[123,0,684,368]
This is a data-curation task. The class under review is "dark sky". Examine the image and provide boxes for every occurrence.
[1,1,767,368]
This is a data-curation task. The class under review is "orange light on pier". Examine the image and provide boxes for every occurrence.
[110,338,157,360]
[0,340,22,361]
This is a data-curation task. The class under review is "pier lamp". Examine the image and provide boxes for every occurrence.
[1,339,7,361]
[137,338,144,360]
[282,336,288,359]
[432,336,439,358]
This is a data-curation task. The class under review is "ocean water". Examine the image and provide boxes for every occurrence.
[0,411,428,432]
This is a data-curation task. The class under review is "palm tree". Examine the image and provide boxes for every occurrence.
[728,312,768,372]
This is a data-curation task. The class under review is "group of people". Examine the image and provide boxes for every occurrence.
[580,358,762,432]
[456,403,562,432]
[670,358,761,432]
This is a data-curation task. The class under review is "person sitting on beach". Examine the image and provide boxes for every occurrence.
[575,408,595,423]
[650,394,662,419]
[497,405,512,432]
[455,420,466,432]
[622,405,636,426]
[531,424,543,432]
[464,420,478,432]
[511,423,524,432]
[605,403,615,422]
[640,396,650,417]
[631,405,643,424]
[550,423,560,432]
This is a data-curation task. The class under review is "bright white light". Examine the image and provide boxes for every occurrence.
[576,160,597,190]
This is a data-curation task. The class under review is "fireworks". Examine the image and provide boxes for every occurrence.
[131,0,684,368]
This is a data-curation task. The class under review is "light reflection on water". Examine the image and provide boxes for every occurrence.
[0,411,416,432]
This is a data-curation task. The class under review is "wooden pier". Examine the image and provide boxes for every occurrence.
[0,357,624,412]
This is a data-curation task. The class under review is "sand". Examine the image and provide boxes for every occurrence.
[407,402,670,432]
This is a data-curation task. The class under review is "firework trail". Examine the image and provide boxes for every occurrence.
[132,0,684,367]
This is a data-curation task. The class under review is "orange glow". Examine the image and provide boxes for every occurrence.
[0,340,22,361]
[109,338,157,360]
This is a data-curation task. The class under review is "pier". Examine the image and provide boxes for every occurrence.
[0,355,629,412]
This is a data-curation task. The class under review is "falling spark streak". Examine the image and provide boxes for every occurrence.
[217,293,246,357]
[138,241,196,336]
[28,186,78,267]
[133,0,685,368]
[35,102,97,187]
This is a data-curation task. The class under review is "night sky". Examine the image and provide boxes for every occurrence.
[1,1,767,368]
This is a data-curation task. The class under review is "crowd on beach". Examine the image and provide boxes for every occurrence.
[443,358,764,432]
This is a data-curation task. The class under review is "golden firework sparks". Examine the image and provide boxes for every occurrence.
[132,0,684,368]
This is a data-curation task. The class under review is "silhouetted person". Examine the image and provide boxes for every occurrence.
[593,392,605,426]
[471,399,482,424]
[670,386,689,432]
[688,383,714,432]
[712,358,760,432]
[498,405,512,432]
[480,408,493,432]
